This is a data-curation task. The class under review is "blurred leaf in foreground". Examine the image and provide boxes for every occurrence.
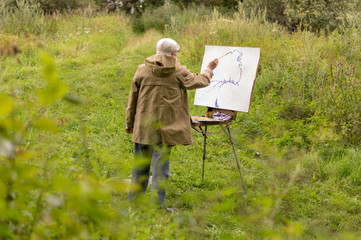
[0,94,14,118]
[34,118,59,132]
[63,94,85,105]
[38,54,68,105]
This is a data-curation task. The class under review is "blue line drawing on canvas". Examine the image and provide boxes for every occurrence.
[207,49,243,92]
[194,45,260,113]
[215,98,219,108]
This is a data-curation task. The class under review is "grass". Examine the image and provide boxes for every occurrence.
[1,7,361,240]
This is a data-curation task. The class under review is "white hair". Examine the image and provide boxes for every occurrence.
[156,38,180,55]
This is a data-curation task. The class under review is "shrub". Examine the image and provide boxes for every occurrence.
[141,4,181,32]
[242,0,360,32]
[0,0,46,34]
[172,0,239,10]
[38,0,91,13]
[134,4,211,33]
[282,0,351,32]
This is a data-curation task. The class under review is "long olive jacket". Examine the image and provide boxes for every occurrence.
[126,54,212,145]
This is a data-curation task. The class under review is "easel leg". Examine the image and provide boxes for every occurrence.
[200,126,207,180]
[223,127,247,195]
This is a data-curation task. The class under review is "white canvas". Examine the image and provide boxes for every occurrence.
[194,45,260,112]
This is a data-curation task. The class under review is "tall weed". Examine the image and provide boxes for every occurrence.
[137,3,212,34]
[0,0,46,35]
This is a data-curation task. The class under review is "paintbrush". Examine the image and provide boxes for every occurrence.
[217,51,232,60]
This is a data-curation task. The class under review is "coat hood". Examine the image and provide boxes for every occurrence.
[144,54,179,77]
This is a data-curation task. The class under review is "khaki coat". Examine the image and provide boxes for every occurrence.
[126,54,212,145]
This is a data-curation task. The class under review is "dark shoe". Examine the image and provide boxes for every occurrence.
[164,207,178,213]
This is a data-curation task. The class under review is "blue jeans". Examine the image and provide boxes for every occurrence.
[128,143,172,207]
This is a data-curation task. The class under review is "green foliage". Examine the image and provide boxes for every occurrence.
[1,6,361,239]
[172,0,239,10]
[315,61,361,142]
[39,0,92,13]
[0,95,14,118]
[282,0,353,32]
[141,4,180,32]
[112,0,166,17]
[0,0,46,34]
[0,54,72,238]
[38,55,69,105]
[133,4,212,33]
[243,0,361,32]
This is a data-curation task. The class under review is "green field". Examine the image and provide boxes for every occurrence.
[1,4,361,240]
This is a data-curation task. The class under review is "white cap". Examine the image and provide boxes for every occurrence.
[156,38,180,55]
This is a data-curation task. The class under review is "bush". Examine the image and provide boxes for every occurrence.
[283,0,352,32]
[0,0,46,34]
[172,0,239,10]
[136,3,212,33]
[39,0,91,13]
[140,4,181,32]
[243,0,360,32]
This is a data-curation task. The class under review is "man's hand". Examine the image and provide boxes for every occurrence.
[125,127,133,134]
[207,58,219,70]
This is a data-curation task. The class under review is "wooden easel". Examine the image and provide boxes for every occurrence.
[191,108,247,195]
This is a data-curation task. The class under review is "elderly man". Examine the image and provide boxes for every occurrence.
[125,38,218,211]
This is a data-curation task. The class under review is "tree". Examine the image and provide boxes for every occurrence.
[171,0,240,10]
[243,0,359,32]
